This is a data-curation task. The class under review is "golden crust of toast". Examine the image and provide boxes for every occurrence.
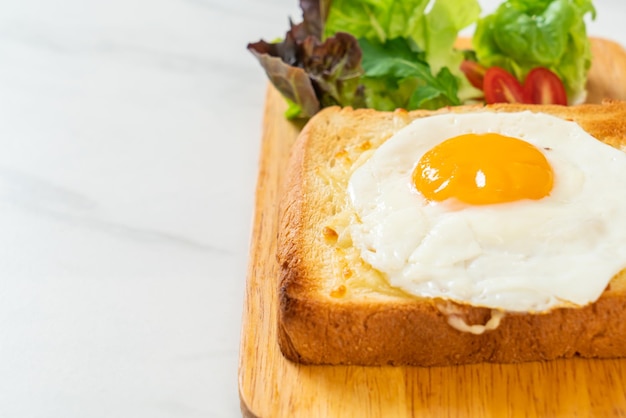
[277,38,626,366]
[587,38,626,103]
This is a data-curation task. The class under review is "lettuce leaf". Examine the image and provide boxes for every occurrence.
[248,1,364,119]
[323,0,431,43]
[248,34,321,118]
[359,37,460,110]
[325,0,481,103]
[422,0,481,74]
[473,0,596,103]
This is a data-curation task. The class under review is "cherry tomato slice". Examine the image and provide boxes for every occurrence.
[460,60,487,90]
[483,66,526,104]
[523,67,568,105]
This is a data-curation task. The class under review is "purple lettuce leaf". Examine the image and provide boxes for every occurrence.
[247,0,364,119]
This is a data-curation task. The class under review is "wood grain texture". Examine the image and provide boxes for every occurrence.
[239,39,626,418]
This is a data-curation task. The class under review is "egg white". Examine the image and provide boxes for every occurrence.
[347,111,626,312]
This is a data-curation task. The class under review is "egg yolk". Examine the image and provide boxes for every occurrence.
[413,133,554,205]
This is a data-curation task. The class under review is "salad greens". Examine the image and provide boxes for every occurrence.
[248,8,364,118]
[358,37,461,110]
[248,0,596,119]
[473,0,596,103]
[324,0,480,110]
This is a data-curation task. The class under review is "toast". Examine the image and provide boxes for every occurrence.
[277,97,626,366]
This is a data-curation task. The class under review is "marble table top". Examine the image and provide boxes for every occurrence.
[0,0,623,416]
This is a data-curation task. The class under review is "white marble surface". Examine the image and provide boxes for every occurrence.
[0,0,623,417]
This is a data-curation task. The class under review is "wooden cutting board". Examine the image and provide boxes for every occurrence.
[239,39,626,418]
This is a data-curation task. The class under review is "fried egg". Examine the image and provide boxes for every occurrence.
[347,111,626,312]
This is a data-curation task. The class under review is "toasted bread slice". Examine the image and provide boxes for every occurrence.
[277,100,626,367]
[586,38,626,103]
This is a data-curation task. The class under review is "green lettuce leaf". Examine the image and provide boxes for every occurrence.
[473,0,596,103]
[323,0,430,43]
[422,0,481,73]
[359,37,460,110]
[325,0,481,104]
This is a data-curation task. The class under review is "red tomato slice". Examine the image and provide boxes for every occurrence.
[460,60,487,90]
[523,67,568,105]
[483,66,526,104]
